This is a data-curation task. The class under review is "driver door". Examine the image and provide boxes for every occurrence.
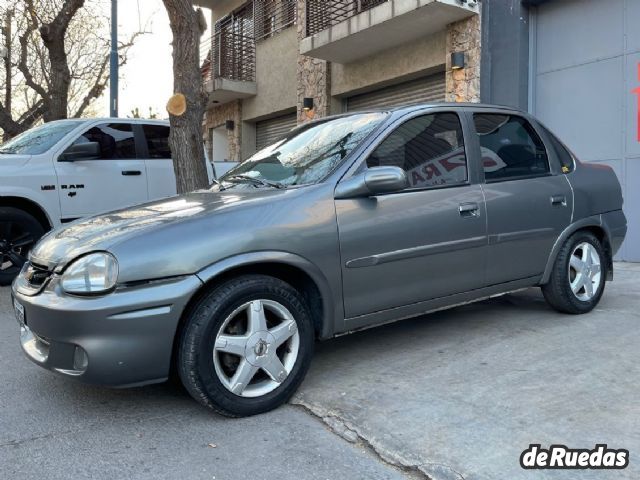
[335,111,488,319]
[54,122,149,219]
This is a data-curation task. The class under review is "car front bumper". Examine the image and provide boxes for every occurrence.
[12,274,202,387]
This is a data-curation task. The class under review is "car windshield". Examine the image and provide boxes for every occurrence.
[220,112,387,187]
[0,120,80,155]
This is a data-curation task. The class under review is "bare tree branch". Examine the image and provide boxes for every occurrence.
[0,0,145,139]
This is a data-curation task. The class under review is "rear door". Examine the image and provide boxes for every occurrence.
[140,123,176,200]
[54,122,149,219]
[470,111,573,285]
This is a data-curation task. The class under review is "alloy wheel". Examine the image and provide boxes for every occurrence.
[0,221,34,274]
[213,299,300,398]
[568,241,602,302]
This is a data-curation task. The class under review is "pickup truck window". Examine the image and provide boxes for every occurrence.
[0,120,79,155]
[474,114,550,181]
[70,123,137,160]
[143,125,172,159]
[367,112,467,189]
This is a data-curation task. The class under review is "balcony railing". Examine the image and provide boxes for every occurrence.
[200,1,298,87]
[201,4,256,86]
[305,0,388,37]
[255,0,297,41]
[215,6,256,82]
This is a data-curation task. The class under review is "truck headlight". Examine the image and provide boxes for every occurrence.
[61,253,118,294]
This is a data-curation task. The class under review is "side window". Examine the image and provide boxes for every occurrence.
[143,125,172,159]
[367,112,467,189]
[539,124,575,173]
[473,114,550,181]
[72,123,136,160]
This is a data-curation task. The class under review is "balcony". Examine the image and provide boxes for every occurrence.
[300,0,479,64]
[201,5,257,105]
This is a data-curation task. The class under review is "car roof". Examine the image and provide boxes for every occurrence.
[381,102,523,114]
[46,117,170,125]
[292,103,525,132]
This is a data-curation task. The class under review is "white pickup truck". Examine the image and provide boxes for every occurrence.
[0,118,233,285]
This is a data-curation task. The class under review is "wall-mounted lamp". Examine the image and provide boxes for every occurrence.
[303,97,314,112]
[451,52,465,70]
[225,120,235,131]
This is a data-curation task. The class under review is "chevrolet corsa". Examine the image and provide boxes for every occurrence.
[12,105,627,417]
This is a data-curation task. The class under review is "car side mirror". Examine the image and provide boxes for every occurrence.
[59,142,101,162]
[335,166,409,199]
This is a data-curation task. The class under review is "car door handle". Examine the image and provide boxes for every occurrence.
[459,202,480,217]
[551,195,567,206]
[121,170,142,176]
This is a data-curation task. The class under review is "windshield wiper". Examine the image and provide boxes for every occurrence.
[223,174,286,189]
[0,149,16,154]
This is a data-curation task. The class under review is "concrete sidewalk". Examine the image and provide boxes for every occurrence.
[293,263,640,480]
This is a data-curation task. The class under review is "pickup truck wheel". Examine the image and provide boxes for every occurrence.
[542,231,606,314]
[178,274,314,417]
[0,208,44,286]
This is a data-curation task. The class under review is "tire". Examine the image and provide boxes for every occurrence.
[542,231,607,314]
[0,207,45,286]
[177,274,315,417]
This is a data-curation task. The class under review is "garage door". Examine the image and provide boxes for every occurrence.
[531,0,639,261]
[346,73,446,112]
[256,113,298,150]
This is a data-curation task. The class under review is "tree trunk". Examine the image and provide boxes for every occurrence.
[162,0,208,195]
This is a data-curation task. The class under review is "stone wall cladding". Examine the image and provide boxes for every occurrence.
[203,100,242,161]
[446,14,481,103]
[296,0,331,123]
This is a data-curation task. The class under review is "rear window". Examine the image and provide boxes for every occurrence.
[539,124,575,173]
[473,114,550,181]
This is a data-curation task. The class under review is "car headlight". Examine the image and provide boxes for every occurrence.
[61,252,118,294]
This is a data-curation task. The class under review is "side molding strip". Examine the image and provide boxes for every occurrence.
[345,236,487,269]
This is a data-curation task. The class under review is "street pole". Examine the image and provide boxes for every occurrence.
[2,8,13,115]
[109,0,118,117]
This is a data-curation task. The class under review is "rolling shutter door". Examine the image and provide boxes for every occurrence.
[346,72,446,111]
[256,113,298,150]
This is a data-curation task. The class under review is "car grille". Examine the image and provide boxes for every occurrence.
[24,262,53,289]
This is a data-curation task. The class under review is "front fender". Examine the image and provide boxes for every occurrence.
[196,251,339,339]
[0,187,58,228]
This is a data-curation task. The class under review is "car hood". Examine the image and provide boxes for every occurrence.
[30,186,290,270]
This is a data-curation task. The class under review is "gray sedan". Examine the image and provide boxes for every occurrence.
[12,104,627,417]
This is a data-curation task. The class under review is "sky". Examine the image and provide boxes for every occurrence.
[97,1,211,119]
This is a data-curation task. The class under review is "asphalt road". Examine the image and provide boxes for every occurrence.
[2,264,638,480]
[0,286,409,480]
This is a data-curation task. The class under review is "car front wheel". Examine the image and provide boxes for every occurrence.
[542,231,607,314]
[178,274,315,417]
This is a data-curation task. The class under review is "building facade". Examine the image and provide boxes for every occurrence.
[194,0,639,261]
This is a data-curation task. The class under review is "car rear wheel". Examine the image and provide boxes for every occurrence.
[177,274,314,417]
[542,231,607,314]
[0,208,45,286]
